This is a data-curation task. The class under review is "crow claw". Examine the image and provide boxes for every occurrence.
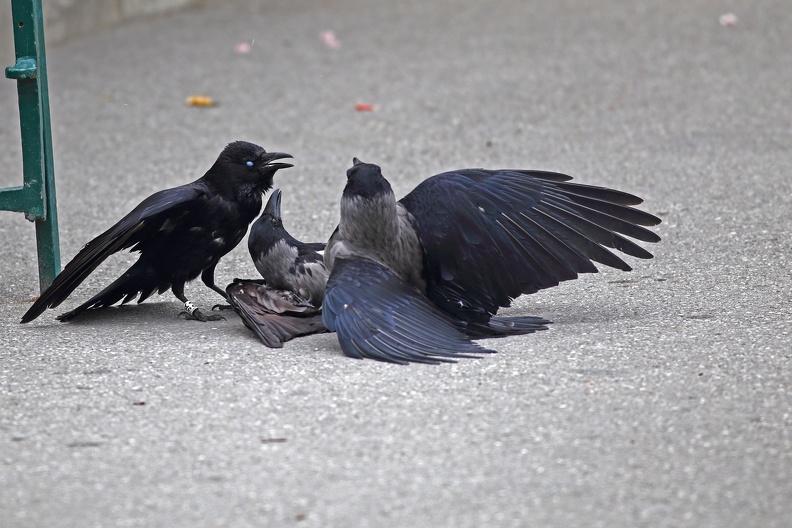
[178,308,226,322]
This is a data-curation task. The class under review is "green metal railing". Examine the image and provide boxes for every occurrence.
[1,0,60,291]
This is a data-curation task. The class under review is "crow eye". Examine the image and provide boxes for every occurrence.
[245,161,254,167]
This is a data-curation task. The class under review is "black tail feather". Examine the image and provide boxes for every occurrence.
[55,263,163,322]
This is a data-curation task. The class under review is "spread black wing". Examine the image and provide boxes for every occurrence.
[21,184,207,323]
[399,169,661,322]
[226,279,326,348]
[322,257,496,364]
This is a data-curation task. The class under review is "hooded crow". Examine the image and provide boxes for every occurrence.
[322,159,661,364]
[226,189,329,347]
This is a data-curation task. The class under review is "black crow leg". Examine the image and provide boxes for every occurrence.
[200,265,233,311]
[201,264,229,298]
[173,282,225,322]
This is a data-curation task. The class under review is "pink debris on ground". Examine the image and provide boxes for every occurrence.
[234,42,253,54]
[321,30,342,49]
[354,102,375,112]
[719,13,738,26]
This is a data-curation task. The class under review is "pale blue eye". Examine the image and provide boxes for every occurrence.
[245,160,254,167]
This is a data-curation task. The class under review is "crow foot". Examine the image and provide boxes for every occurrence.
[178,300,225,321]
[178,308,226,322]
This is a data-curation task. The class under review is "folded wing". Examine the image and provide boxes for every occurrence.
[322,257,496,364]
[21,185,206,323]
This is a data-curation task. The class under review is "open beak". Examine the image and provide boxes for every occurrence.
[259,151,294,171]
[263,188,282,219]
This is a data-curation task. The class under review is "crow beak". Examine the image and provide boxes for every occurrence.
[263,188,282,219]
[352,157,364,166]
[259,151,294,171]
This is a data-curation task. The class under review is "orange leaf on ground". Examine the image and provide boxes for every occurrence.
[185,95,215,107]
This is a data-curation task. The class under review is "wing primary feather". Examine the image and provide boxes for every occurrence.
[540,198,661,243]
[542,179,646,206]
[543,187,661,227]
[514,209,632,271]
[496,213,595,276]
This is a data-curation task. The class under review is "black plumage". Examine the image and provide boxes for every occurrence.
[322,158,661,364]
[226,278,325,348]
[226,190,329,347]
[323,258,496,364]
[21,141,292,323]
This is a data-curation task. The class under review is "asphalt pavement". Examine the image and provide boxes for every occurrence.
[1,0,791,526]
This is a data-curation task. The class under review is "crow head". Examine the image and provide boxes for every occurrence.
[249,188,292,259]
[344,158,392,200]
[208,140,293,191]
[260,188,285,231]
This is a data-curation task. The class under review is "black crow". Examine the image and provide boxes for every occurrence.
[226,189,328,347]
[322,158,661,364]
[20,141,292,323]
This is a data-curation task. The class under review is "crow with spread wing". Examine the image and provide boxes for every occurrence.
[322,159,661,364]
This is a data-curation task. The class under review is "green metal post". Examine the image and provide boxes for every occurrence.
[1,0,61,291]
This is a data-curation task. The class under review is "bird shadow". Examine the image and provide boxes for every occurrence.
[507,299,652,326]
[32,302,195,328]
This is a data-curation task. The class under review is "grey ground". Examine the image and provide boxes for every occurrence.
[1,0,791,526]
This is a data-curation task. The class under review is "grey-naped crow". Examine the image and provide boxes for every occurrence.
[226,189,328,347]
[322,158,661,364]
